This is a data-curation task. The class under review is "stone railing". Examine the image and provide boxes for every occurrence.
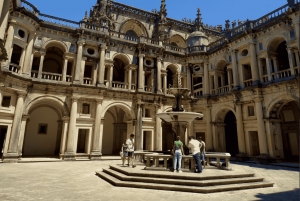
[82,22,108,32]
[272,69,292,80]
[165,45,186,53]
[244,79,253,87]
[83,77,93,85]
[294,66,299,74]
[216,85,230,94]
[20,0,39,16]
[144,86,153,92]
[112,81,128,89]
[187,45,207,53]
[135,152,231,171]
[41,72,62,81]
[262,75,269,83]
[66,75,72,82]
[207,37,227,53]
[9,63,21,73]
[194,89,203,97]
[39,13,79,28]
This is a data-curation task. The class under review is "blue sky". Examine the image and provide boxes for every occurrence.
[25,0,288,26]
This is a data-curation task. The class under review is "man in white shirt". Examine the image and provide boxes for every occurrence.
[188,136,202,173]
[126,134,136,168]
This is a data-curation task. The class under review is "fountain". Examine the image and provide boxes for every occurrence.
[156,68,203,144]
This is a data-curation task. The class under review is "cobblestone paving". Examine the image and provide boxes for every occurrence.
[0,160,299,201]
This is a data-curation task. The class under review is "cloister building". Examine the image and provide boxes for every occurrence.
[0,0,299,162]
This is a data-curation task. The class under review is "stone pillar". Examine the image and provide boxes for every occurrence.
[227,69,232,90]
[0,0,10,39]
[155,104,162,151]
[254,98,268,155]
[156,57,163,94]
[238,64,244,88]
[287,47,296,75]
[109,64,114,88]
[97,44,106,87]
[18,115,30,158]
[62,56,68,82]
[214,75,218,92]
[4,21,16,66]
[257,59,264,83]
[138,54,145,91]
[38,52,45,79]
[212,123,218,151]
[163,73,167,93]
[249,42,260,84]
[235,102,246,153]
[128,66,132,91]
[205,106,213,151]
[266,55,272,81]
[204,62,210,95]
[3,92,26,162]
[64,97,79,160]
[19,49,26,70]
[22,32,35,75]
[60,116,69,157]
[231,50,240,89]
[99,119,105,154]
[91,99,103,160]
[73,40,85,84]
[135,103,143,150]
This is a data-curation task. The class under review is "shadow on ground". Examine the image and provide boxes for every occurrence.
[230,161,299,172]
[255,188,300,201]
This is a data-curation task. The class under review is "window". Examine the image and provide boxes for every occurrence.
[18,29,25,38]
[290,30,295,39]
[87,48,95,55]
[38,124,48,134]
[82,103,90,114]
[248,106,255,116]
[144,108,151,117]
[241,49,248,56]
[1,96,11,107]
[259,43,263,51]
[106,51,110,58]
[69,44,75,53]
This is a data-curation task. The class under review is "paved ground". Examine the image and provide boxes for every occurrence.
[0,159,299,201]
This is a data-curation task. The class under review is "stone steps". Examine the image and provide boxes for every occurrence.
[96,165,274,193]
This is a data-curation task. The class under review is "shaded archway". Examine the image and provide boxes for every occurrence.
[224,111,239,156]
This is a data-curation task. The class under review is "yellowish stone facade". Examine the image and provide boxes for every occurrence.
[0,0,299,162]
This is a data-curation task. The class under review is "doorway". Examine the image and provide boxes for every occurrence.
[0,126,8,158]
[249,131,260,156]
[224,111,239,156]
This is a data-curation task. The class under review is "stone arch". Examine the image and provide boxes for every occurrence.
[43,40,68,53]
[119,19,149,38]
[266,36,288,52]
[101,102,136,120]
[24,95,69,117]
[112,53,131,66]
[266,95,300,119]
[169,34,186,48]
[166,63,179,74]
[212,105,236,122]
[215,59,228,71]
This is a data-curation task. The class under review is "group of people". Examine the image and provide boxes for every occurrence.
[120,134,136,168]
[119,133,206,173]
[173,136,206,173]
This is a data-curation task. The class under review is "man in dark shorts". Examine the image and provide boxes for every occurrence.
[126,134,136,168]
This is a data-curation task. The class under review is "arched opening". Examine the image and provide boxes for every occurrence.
[278,101,299,161]
[276,41,289,71]
[125,30,138,41]
[43,46,64,74]
[215,60,230,90]
[166,65,177,88]
[102,106,130,155]
[224,111,239,156]
[113,57,126,83]
[23,106,61,157]
[10,44,23,66]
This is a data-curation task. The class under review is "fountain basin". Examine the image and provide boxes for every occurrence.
[156,112,203,123]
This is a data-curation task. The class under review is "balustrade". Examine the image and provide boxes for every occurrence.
[271,69,292,80]
[39,13,79,28]
[112,81,128,89]
[9,63,21,73]
[262,75,269,83]
[187,45,207,53]
[83,78,93,85]
[244,79,253,87]
[41,72,62,81]
[294,66,299,75]
[194,89,203,97]
[31,70,38,78]
[66,75,72,82]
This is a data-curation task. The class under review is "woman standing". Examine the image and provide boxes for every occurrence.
[172,136,185,173]
[121,140,128,166]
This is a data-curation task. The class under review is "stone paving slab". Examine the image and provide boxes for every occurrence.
[0,160,299,201]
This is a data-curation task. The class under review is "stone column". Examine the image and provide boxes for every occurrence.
[4,21,16,66]
[287,47,296,75]
[156,57,163,94]
[249,42,260,84]
[60,116,69,157]
[64,97,79,160]
[38,52,45,79]
[98,119,105,154]
[227,69,232,90]
[0,0,10,39]
[257,59,264,83]
[266,55,272,81]
[214,75,218,92]
[138,54,145,92]
[62,56,68,82]
[238,64,245,88]
[212,123,218,151]
[91,99,103,160]
[19,49,26,70]
[254,97,268,155]
[204,62,210,95]
[235,102,246,153]
[155,104,162,151]
[128,66,132,91]
[163,73,167,93]
[18,115,30,157]
[135,103,143,150]
[205,106,213,151]
[97,44,106,87]
[3,92,26,162]
[231,50,240,89]
[73,40,85,84]
[22,32,35,75]
[109,64,114,88]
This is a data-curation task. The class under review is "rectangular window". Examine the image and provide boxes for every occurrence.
[69,44,75,53]
[82,103,90,114]
[38,124,48,134]
[259,43,263,51]
[1,96,11,107]
[248,106,255,116]
[290,29,295,39]
[181,66,185,73]
[77,129,88,153]
[145,108,151,117]
[106,51,110,58]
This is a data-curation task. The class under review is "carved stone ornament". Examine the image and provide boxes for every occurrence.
[0,39,8,62]
[88,0,115,30]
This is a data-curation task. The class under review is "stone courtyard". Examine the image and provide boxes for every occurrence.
[0,159,299,201]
